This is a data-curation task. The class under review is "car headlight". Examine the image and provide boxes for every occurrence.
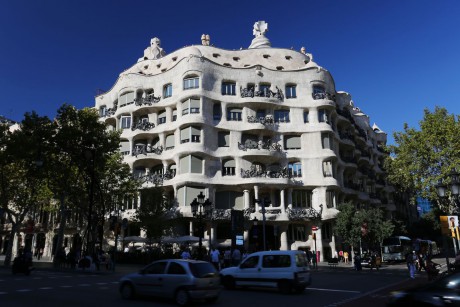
[390,291,407,300]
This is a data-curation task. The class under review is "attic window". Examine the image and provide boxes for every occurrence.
[144,57,148,60]
[156,64,161,68]
[223,63,232,67]
[172,57,177,61]
[144,65,149,69]
[233,57,240,61]
[285,56,292,60]
[276,66,284,70]
[263,54,270,59]
[244,64,250,67]
[161,68,167,72]
[213,53,220,58]
[304,60,309,65]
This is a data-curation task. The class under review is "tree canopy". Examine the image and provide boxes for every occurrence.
[386,107,460,213]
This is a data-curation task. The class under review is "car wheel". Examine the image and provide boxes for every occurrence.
[294,285,306,294]
[222,276,236,290]
[175,288,190,306]
[278,280,292,294]
[120,283,135,300]
[206,296,219,303]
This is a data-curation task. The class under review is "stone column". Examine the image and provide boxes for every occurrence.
[287,188,293,210]
[279,225,289,250]
[243,190,250,209]
[210,224,216,247]
[280,189,286,213]
[254,185,260,212]
[189,221,194,236]
[315,222,324,262]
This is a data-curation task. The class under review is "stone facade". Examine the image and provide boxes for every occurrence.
[94,21,394,261]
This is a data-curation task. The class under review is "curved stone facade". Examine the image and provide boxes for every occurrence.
[95,22,394,261]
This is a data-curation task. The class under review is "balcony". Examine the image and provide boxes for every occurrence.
[238,139,282,151]
[240,165,288,179]
[240,86,284,101]
[312,92,336,102]
[286,207,322,221]
[134,93,161,106]
[131,119,155,131]
[247,115,275,126]
[132,144,163,157]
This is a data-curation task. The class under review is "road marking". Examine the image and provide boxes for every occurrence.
[0,292,7,295]
[17,289,32,292]
[78,284,91,286]
[39,287,53,290]
[307,287,360,293]
[96,283,107,285]
[60,285,72,288]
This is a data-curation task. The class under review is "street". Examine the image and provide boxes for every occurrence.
[0,261,426,307]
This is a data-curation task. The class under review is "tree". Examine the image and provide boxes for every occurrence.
[1,112,55,266]
[133,187,177,242]
[386,107,460,213]
[335,203,394,252]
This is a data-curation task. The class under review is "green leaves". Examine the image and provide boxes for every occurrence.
[387,107,460,213]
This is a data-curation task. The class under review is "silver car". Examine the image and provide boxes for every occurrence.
[119,259,220,306]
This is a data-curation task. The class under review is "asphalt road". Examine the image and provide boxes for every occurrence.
[0,262,424,307]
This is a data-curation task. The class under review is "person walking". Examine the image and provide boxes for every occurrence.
[406,251,417,279]
[354,253,362,271]
[232,248,241,266]
[181,248,191,260]
[223,247,232,268]
[210,247,220,270]
[344,251,349,264]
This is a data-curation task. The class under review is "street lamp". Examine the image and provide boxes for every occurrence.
[436,169,460,202]
[255,198,268,251]
[190,192,212,260]
[112,205,125,272]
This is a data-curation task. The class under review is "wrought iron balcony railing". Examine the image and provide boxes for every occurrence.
[240,166,289,178]
[134,93,161,106]
[240,86,284,101]
[286,207,322,221]
[132,144,163,157]
[131,120,155,131]
[238,139,282,151]
[247,115,275,125]
[312,92,336,101]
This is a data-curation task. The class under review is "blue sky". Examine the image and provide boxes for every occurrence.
[1,0,459,144]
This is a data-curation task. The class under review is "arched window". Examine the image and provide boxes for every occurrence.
[288,162,302,178]
[222,159,236,176]
[183,75,199,90]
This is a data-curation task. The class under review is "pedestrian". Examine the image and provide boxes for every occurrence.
[354,253,362,271]
[417,253,426,272]
[406,251,417,279]
[339,250,344,262]
[181,248,191,260]
[311,250,317,269]
[344,251,349,264]
[210,247,220,270]
[232,248,241,266]
[223,247,232,268]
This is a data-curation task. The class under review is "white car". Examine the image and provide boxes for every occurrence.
[119,259,220,306]
[220,250,311,294]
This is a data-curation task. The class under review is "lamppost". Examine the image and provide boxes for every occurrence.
[190,192,212,260]
[111,205,124,272]
[255,198,268,251]
[436,169,460,266]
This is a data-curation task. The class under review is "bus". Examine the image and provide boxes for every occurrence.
[413,239,440,256]
[381,236,412,262]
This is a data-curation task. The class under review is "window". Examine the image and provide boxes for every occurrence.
[183,76,199,89]
[180,155,203,174]
[288,162,302,178]
[168,164,177,178]
[322,133,333,150]
[256,109,266,119]
[326,190,336,208]
[176,186,205,207]
[274,110,290,123]
[182,98,200,115]
[292,190,312,208]
[262,255,291,268]
[303,111,309,123]
[215,191,244,209]
[218,131,230,147]
[285,85,297,99]
[213,103,222,120]
[133,166,146,179]
[145,261,167,274]
[222,82,236,96]
[284,135,301,150]
[158,111,166,125]
[167,262,186,275]
[180,126,201,144]
[151,165,164,175]
[120,116,131,129]
[259,83,271,96]
[119,92,135,106]
[163,83,172,98]
[323,160,334,177]
[99,105,107,117]
[222,160,236,176]
[172,109,177,121]
[240,256,259,269]
[119,140,130,156]
[288,224,307,241]
[165,134,175,150]
[227,108,242,121]
[312,85,325,99]
[318,109,329,123]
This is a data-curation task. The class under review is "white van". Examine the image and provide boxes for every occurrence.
[219,250,311,294]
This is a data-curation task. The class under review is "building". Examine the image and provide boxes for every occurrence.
[95,21,395,261]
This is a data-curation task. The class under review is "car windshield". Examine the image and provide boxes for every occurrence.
[189,262,217,278]
[296,253,309,267]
